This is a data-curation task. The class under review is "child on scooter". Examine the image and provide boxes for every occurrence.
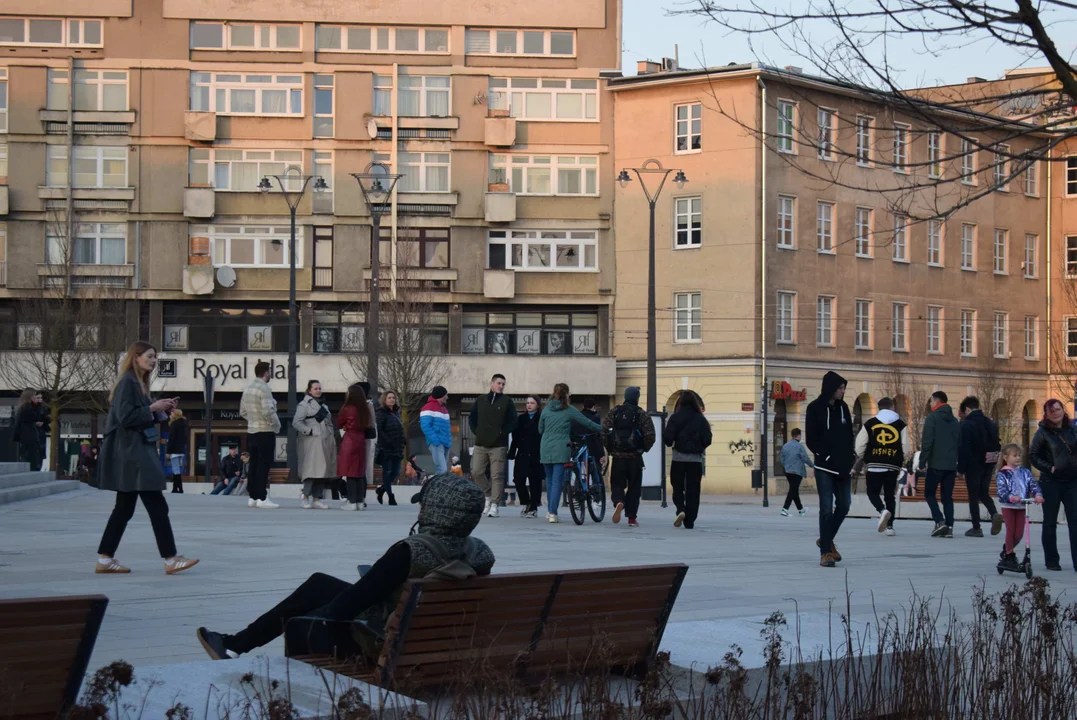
[996,443,1044,570]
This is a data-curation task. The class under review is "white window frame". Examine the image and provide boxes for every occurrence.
[46,222,127,266]
[0,69,7,133]
[928,132,942,178]
[373,151,450,193]
[993,144,1010,190]
[188,149,304,192]
[891,303,908,352]
[817,108,836,160]
[816,295,835,347]
[312,150,334,213]
[0,18,102,47]
[47,69,129,112]
[486,229,598,273]
[1024,233,1038,279]
[396,75,451,118]
[855,299,873,350]
[46,145,127,188]
[1067,157,1077,196]
[191,224,300,269]
[488,77,598,122]
[1066,317,1077,359]
[189,72,304,117]
[855,206,874,258]
[961,137,978,185]
[927,305,943,354]
[313,74,334,138]
[892,123,910,173]
[489,154,598,197]
[190,22,301,51]
[993,312,1008,359]
[1025,160,1038,196]
[674,292,703,344]
[776,291,796,344]
[0,143,7,178]
[777,195,795,249]
[674,102,702,154]
[927,220,943,267]
[855,115,873,166]
[674,196,703,249]
[993,228,1008,275]
[776,100,796,154]
[1067,237,1077,277]
[961,223,976,271]
[316,25,450,54]
[892,214,908,262]
[817,201,834,253]
[1024,316,1039,360]
[961,310,977,357]
[464,28,573,57]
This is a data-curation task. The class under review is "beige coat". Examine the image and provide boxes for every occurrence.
[293,394,338,480]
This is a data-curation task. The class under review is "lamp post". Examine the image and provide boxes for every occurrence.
[350,163,403,399]
[616,160,687,414]
[258,168,328,481]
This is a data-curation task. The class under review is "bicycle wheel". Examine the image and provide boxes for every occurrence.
[566,465,586,525]
[587,461,606,523]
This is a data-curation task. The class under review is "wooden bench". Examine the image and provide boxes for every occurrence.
[290,563,688,692]
[0,595,108,719]
[900,474,997,504]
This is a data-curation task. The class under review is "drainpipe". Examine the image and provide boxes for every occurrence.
[758,75,769,506]
[1046,147,1053,378]
[64,57,74,297]
[389,62,399,299]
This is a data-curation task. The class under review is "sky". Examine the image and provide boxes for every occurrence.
[621,0,1077,88]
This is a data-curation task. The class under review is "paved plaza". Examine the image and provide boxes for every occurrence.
[3,486,1077,675]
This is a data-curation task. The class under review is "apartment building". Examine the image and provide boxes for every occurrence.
[611,62,1049,493]
[0,0,621,473]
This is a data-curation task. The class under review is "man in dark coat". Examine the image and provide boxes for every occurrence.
[957,396,1003,538]
[805,371,855,568]
[919,391,962,538]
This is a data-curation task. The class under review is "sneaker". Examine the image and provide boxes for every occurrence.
[359,502,367,511]
[341,502,358,511]
[628,519,640,528]
[1046,563,1062,571]
[301,499,313,509]
[780,508,789,517]
[612,502,624,524]
[248,498,258,508]
[1002,553,1021,571]
[820,553,836,568]
[488,505,499,518]
[95,558,130,574]
[484,498,491,515]
[255,499,279,509]
[523,509,537,518]
[312,500,329,510]
[885,527,896,537]
[991,513,1004,536]
[520,508,529,517]
[877,510,892,533]
[965,527,984,538]
[196,627,230,660]
[547,513,560,524]
[674,512,686,528]
[931,522,948,537]
[164,556,199,575]
[944,526,954,538]
[798,509,807,516]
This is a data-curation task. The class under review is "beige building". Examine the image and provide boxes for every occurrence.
[611,62,1049,493]
[0,0,622,473]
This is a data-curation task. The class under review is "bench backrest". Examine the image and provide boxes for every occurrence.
[376,563,687,689]
[0,595,108,719]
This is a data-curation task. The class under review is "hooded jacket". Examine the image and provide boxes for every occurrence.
[1030,419,1077,483]
[601,387,657,459]
[919,404,960,472]
[420,396,452,449]
[663,404,713,457]
[805,371,855,476]
[854,409,910,472]
[538,399,602,464]
[508,409,542,466]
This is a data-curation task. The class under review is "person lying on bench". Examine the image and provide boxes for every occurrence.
[196,472,494,660]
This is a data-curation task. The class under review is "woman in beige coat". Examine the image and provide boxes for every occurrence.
[292,379,338,509]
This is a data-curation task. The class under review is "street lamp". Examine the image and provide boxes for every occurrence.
[615,160,687,413]
[258,168,328,481]
[350,162,403,400]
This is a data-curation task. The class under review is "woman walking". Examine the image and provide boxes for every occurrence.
[95,341,198,575]
[338,382,376,511]
[664,391,713,529]
[508,396,544,518]
[166,409,188,493]
[15,389,46,471]
[537,384,601,523]
[293,380,337,509]
[1029,399,1077,571]
[375,391,406,505]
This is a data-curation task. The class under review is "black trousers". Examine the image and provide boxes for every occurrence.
[344,477,366,504]
[783,473,803,510]
[964,464,998,530]
[865,469,899,527]
[610,455,643,520]
[97,491,177,559]
[1042,480,1077,570]
[670,461,702,527]
[247,432,275,502]
[20,442,42,473]
[514,460,544,511]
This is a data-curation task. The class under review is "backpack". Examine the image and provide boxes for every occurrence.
[608,405,643,453]
[983,416,1002,465]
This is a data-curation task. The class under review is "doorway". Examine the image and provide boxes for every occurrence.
[773,399,787,475]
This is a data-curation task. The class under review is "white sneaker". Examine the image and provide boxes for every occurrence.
[301,499,313,510]
[255,499,279,509]
[483,498,491,515]
[885,528,896,536]
[798,509,807,516]
[780,508,789,517]
[341,502,358,511]
[248,498,257,508]
[547,513,560,523]
[313,500,330,510]
[488,505,499,518]
[359,502,367,510]
[877,510,893,533]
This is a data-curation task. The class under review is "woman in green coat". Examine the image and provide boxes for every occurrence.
[538,383,601,523]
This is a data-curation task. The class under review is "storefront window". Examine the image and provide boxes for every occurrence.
[312,307,448,354]
[462,311,597,355]
[163,304,292,352]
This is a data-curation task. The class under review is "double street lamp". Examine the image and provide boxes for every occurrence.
[258,168,328,480]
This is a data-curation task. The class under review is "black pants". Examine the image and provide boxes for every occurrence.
[97,491,177,559]
[670,461,702,528]
[345,477,366,504]
[1042,480,1077,570]
[514,460,544,512]
[965,464,998,530]
[610,455,643,520]
[866,469,899,527]
[924,469,956,527]
[247,432,275,502]
[20,442,42,473]
[783,473,803,510]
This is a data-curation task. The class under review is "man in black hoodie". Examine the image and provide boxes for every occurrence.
[957,396,1004,538]
[805,371,855,568]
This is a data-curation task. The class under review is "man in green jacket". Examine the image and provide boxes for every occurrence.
[469,373,517,518]
[918,391,962,538]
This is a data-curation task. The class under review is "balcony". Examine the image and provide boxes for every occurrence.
[184,111,216,142]
[361,267,457,291]
[184,187,215,218]
[37,187,136,211]
[40,109,136,135]
[484,116,516,147]
[37,263,134,288]
[484,191,516,223]
[483,269,515,299]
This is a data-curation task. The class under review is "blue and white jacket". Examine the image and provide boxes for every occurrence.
[996,466,1042,509]
[420,396,452,449]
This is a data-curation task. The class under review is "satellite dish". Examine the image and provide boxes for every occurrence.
[216,265,236,288]
[366,118,379,139]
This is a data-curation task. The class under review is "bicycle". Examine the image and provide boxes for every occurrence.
[564,434,606,525]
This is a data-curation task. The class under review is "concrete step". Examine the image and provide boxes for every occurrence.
[0,471,56,490]
[0,479,81,505]
[0,462,31,475]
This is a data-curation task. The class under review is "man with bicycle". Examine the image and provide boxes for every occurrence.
[601,387,656,528]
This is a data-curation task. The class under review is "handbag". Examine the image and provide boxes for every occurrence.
[141,426,160,445]
[313,404,330,424]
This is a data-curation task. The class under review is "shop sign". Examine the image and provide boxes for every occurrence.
[193,357,289,388]
[157,359,177,378]
[741,403,755,412]
[770,381,807,401]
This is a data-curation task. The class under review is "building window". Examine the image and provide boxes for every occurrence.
[1025,160,1038,196]
[993,144,1010,190]
[464,28,572,56]
[166,304,292,353]
[373,75,393,116]
[674,196,703,248]
[313,74,334,137]
[1067,318,1077,358]
[462,311,595,356]
[817,108,835,160]
[961,310,976,357]
[674,292,703,344]
[993,229,1008,274]
[0,17,102,47]
[855,207,873,257]
[855,299,872,349]
[489,154,598,196]
[488,77,598,122]
[1067,157,1077,196]
[0,69,7,132]
[46,146,127,188]
[190,22,300,50]
[47,69,128,112]
[188,149,303,192]
[927,305,943,354]
[0,143,7,178]
[993,312,1008,358]
[928,132,942,178]
[316,25,449,53]
[189,72,303,116]
[190,224,298,268]
[373,151,450,193]
[1024,233,1037,278]
[312,151,333,214]
[487,229,597,272]
[961,138,977,184]
[816,296,834,347]
[379,227,450,271]
[46,223,126,265]
[312,226,333,290]
[928,220,943,266]
[777,291,796,344]
[892,123,909,172]
[398,75,451,117]
[961,223,976,271]
[892,215,908,262]
[674,102,702,153]
[776,100,796,153]
[1024,316,1038,360]
[1067,237,1077,277]
[856,116,872,165]
[817,201,834,252]
[777,195,795,248]
[891,303,908,351]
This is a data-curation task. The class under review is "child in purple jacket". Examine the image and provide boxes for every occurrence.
[996,443,1044,568]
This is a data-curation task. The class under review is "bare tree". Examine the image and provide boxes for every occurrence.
[883,363,932,451]
[975,357,1028,444]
